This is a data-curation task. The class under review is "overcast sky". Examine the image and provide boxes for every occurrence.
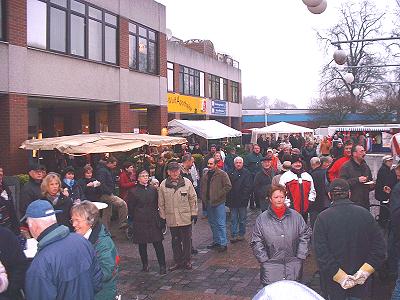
[157,0,397,108]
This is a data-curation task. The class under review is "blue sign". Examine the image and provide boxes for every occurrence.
[211,100,227,116]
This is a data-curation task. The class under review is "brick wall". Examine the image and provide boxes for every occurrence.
[147,106,168,135]
[108,103,132,133]
[0,94,28,174]
[173,62,180,92]
[159,33,167,77]
[119,17,129,69]
[6,0,27,46]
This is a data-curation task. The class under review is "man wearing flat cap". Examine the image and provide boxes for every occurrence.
[253,155,276,212]
[20,163,46,218]
[158,161,198,271]
[313,178,386,300]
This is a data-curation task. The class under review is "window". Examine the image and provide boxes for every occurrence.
[129,22,158,74]
[179,66,201,96]
[219,78,228,100]
[231,81,239,103]
[208,74,220,99]
[27,0,118,65]
[167,62,174,92]
[0,0,4,41]
[200,72,204,97]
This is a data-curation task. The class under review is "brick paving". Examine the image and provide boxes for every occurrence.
[112,205,394,300]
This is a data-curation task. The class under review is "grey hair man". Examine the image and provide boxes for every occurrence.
[310,157,321,170]
[24,200,103,300]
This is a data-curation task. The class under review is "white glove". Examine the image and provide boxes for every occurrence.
[353,270,371,285]
[0,260,9,293]
[0,190,8,200]
[93,180,101,187]
[340,275,356,290]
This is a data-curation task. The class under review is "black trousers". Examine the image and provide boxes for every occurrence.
[170,224,192,266]
[138,241,166,267]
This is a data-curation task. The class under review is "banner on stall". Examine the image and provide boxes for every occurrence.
[167,93,206,114]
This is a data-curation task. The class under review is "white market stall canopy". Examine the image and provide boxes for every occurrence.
[20,132,187,154]
[328,124,400,136]
[168,119,242,140]
[251,122,314,143]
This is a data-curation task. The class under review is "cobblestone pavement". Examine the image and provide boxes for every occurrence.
[112,203,394,300]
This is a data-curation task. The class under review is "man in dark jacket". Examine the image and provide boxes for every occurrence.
[339,145,373,209]
[96,157,128,230]
[313,179,386,300]
[244,144,263,208]
[200,158,231,252]
[309,156,332,228]
[0,167,20,235]
[24,200,103,300]
[375,155,397,227]
[302,141,317,171]
[388,163,400,278]
[0,226,28,300]
[226,156,252,243]
[253,155,275,212]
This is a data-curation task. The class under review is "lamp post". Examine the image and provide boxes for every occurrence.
[264,101,270,127]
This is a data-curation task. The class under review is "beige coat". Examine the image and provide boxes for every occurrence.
[158,177,198,227]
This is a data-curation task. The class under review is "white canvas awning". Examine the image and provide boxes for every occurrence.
[328,124,400,136]
[251,122,313,143]
[168,119,242,140]
[20,132,187,154]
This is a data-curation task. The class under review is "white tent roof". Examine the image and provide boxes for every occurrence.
[168,119,242,139]
[253,122,314,135]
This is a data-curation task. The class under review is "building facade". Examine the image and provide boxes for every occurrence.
[0,0,168,174]
[166,38,242,130]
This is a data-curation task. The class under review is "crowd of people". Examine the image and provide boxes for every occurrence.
[0,130,399,299]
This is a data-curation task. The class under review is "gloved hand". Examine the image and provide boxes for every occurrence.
[333,268,356,290]
[93,180,101,187]
[191,215,198,224]
[353,263,374,285]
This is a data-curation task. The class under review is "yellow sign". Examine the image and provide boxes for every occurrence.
[167,93,206,114]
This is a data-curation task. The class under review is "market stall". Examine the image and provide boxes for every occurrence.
[250,122,314,144]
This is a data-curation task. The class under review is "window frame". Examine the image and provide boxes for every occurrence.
[128,20,159,75]
[231,81,239,103]
[179,65,201,97]
[167,61,174,92]
[27,0,118,65]
[208,74,221,100]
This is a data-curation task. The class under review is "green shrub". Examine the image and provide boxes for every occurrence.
[16,174,30,185]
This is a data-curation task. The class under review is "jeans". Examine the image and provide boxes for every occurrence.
[230,207,247,238]
[207,203,227,246]
[392,261,400,299]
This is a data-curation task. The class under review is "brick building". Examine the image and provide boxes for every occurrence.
[0,0,168,174]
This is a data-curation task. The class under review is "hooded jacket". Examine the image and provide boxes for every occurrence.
[250,206,311,285]
[26,224,103,300]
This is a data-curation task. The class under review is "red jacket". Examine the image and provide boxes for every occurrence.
[119,170,136,200]
[327,156,350,182]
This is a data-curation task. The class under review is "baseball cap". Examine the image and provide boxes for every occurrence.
[21,200,61,221]
[382,155,393,162]
[167,161,180,171]
[329,178,350,194]
[261,155,273,162]
[28,163,46,172]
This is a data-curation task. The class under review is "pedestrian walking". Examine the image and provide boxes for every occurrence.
[226,156,252,243]
[254,155,276,212]
[313,179,386,300]
[127,169,166,275]
[200,158,232,252]
[244,144,263,209]
[158,162,198,270]
[250,185,311,286]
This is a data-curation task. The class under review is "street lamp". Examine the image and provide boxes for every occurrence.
[344,72,354,84]
[352,88,360,96]
[307,0,327,14]
[264,106,271,127]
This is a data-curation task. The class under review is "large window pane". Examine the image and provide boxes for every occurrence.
[129,23,137,34]
[105,13,117,26]
[71,0,85,14]
[105,26,116,63]
[184,73,189,94]
[129,35,137,68]
[89,7,102,20]
[148,30,156,41]
[50,0,67,7]
[167,69,174,91]
[139,26,147,37]
[27,0,47,49]
[89,19,102,61]
[50,7,66,52]
[148,41,156,73]
[70,14,85,56]
[138,37,147,71]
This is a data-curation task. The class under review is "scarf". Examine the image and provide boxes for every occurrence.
[272,204,286,219]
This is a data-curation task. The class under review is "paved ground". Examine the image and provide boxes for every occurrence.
[111,200,395,300]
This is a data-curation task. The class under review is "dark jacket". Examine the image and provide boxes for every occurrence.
[45,194,73,230]
[253,168,275,212]
[0,227,28,300]
[0,185,20,235]
[62,179,85,203]
[127,183,163,244]
[313,198,386,300]
[224,153,237,174]
[339,158,373,209]
[375,164,397,203]
[88,223,119,300]
[310,167,330,213]
[302,147,317,171]
[25,224,103,300]
[244,152,263,176]
[226,167,252,208]
[250,206,311,285]
[77,178,100,202]
[19,178,42,216]
[96,163,115,196]
[391,182,400,258]
[200,168,232,207]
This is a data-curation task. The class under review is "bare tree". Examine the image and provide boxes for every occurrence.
[310,95,357,125]
[242,96,296,109]
[362,85,400,122]
[316,0,387,110]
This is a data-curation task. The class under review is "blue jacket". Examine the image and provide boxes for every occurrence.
[26,224,103,300]
[96,163,115,195]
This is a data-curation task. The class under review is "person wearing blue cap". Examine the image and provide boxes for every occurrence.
[24,200,103,300]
